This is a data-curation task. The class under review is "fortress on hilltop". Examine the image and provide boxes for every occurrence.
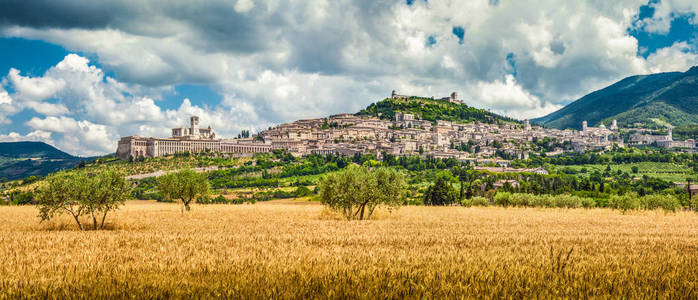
[391,90,463,104]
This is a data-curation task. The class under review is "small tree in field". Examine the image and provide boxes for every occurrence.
[318,165,406,220]
[37,170,130,230]
[37,172,89,230]
[158,169,210,213]
[88,170,131,229]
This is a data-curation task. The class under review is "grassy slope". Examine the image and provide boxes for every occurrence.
[1,202,697,298]
[558,162,692,182]
[535,68,698,130]
[356,96,519,124]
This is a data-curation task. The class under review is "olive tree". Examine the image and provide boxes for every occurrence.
[37,169,130,230]
[88,170,131,229]
[158,169,210,213]
[318,165,406,220]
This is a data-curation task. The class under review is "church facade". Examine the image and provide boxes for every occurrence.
[116,116,270,160]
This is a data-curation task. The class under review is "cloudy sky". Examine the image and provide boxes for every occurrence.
[1,0,697,156]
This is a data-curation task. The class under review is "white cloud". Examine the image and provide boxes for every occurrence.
[26,116,118,156]
[0,86,18,124]
[234,0,254,13]
[646,41,698,73]
[23,101,70,116]
[0,130,54,144]
[634,0,698,34]
[0,86,12,105]
[7,68,65,102]
[472,75,563,119]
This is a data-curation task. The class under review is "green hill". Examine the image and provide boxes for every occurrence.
[0,141,74,159]
[356,96,518,124]
[0,142,90,181]
[533,66,698,131]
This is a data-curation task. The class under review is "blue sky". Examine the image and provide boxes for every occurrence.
[0,0,697,156]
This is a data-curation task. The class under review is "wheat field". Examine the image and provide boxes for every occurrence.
[1,201,697,298]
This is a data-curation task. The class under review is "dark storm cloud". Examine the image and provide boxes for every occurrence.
[0,0,267,54]
[0,0,135,29]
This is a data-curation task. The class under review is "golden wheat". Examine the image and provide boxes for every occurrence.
[0,201,697,298]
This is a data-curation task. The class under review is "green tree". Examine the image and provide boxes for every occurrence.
[37,170,130,230]
[687,177,694,207]
[158,169,210,213]
[37,172,88,230]
[88,170,131,229]
[317,165,406,220]
[423,177,458,206]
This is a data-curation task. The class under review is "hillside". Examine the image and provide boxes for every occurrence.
[0,141,89,181]
[533,66,698,131]
[356,96,518,124]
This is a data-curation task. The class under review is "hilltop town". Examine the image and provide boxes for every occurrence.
[114,91,697,165]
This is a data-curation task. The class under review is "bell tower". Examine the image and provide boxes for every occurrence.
[190,116,200,137]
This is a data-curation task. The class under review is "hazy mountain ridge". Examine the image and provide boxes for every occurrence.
[0,142,92,181]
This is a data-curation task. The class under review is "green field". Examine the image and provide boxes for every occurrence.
[560,162,692,182]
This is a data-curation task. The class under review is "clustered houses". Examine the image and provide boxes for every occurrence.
[259,110,624,160]
[629,126,696,150]
[122,93,695,161]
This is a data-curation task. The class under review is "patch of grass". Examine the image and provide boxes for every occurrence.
[563,162,692,182]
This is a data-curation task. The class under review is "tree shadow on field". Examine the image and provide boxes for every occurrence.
[36,221,124,232]
[317,207,400,221]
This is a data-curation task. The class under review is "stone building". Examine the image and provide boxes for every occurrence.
[116,116,270,160]
[441,92,462,104]
[171,116,215,139]
[629,126,696,149]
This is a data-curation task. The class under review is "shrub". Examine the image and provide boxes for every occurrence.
[638,194,662,210]
[609,193,640,213]
[460,198,472,207]
[639,194,681,212]
[658,195,681,213]
[292,186,313,197]
[510,193,536,207]
[196,194,212,204]
[581,198,597,208]
[212,195,228,204]
[9,191,35,205]
[471,196,490,207]
[555,194,583,208]
[493,192,512,207]
[531,194,554,208]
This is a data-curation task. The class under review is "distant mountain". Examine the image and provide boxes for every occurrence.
[0,141,74,159]
[356,96,518,124]
[533,67,698,131]
[0,142,90,181]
